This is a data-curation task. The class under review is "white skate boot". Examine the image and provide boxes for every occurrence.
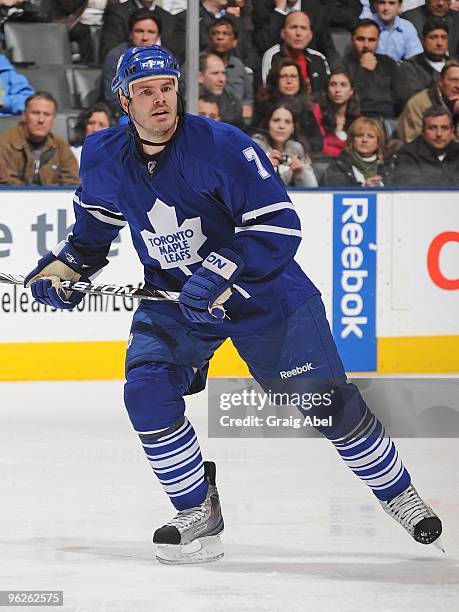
[380,484,444,551]
[153,461,224,564]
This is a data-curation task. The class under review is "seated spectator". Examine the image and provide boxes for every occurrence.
[391,105,459,184]
[367,0,423,61]
[207,17,253,121]
[398,18,449,105]
[320,116,389,185]
[251,100,318,186]
[71,102,115,165]
[0,52,34,115]
[173,1,254,66]
[397,59,459,142]
[338,19,402,118]
[103,8,161,113]
[403,0,459,59]
[51,1,104,65]
[99,0,177,63]
[198,91,221,119]
[0,91,79,186]
[261,9,330,99]
[323,0,362,29]
[198,51,244,128]
[312,69,361,157]
[252,1,338,67]
[253,57,322,151]
[78,1,109,64]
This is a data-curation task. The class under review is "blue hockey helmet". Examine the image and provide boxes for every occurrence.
[111,45,181,98]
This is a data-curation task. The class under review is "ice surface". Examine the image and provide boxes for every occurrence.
[0,381,457,612]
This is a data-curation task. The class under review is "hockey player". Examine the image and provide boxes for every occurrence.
[24,45,443,564]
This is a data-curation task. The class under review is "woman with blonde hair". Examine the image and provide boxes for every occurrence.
[320,117,390,186]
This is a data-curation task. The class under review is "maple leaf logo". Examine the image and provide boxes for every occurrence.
[140,198,207,276]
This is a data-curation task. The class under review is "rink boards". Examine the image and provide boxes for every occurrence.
[0,188,457,380]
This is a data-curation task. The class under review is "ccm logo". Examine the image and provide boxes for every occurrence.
[427,231,459,290]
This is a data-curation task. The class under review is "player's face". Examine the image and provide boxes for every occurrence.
[352,127,379,157]
[327,73,354,105]
[281,12,312,51]
[376,0,401,24]
[126,77,178,140]
[277,66,301,95]
[440,67,459,101]
[352,25,379,55]
[198,100,220,120]
[22,97,56,142]
[422,114,455,149]
[130,19,160,47]
[268,106,295,144]
[423,29,449,60]
[427,0,451,17]
[85,111,110,136]
[198,56,226,95]
[210,24,236,54]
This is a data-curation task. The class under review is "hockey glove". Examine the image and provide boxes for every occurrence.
[179,249,244,323]
[24,240,106,310]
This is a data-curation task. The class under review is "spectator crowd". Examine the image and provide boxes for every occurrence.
[0,0,459,187]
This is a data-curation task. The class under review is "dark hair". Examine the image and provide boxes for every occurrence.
[352,19,381,36]
[199,91,220,109]
[422,104,453,127]
[440,58,459,78]
[262,98,310,154]
[209,16,238,38]
[256,58,310,107]
[72,103,116,146]
[422,17,449,37]
[25,91,58,112]
[319,70,360,135]
[128,8,162,34]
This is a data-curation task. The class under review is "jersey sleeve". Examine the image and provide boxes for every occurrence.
[69,137,127,260]
[214,130,302,298]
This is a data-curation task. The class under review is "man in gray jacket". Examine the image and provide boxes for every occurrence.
[392,105,459,185]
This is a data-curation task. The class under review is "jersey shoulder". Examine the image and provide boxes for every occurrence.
[80,124,129,179]
[179,114,259,174]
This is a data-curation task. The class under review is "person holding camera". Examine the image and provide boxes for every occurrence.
[251,99,318,186]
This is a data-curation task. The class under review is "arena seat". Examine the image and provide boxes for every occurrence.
[330,28,351,59]
[20,66,74,111]
[4,22,72,65]
[71,67,102,109]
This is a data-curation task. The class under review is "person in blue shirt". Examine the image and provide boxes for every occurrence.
[23,45,443,564]
[0,52,34,115]
[367,0,423,61]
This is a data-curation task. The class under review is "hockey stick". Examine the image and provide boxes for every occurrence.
[0,272,179,303]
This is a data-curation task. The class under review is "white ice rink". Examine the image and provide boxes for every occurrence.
[0,381,458,612]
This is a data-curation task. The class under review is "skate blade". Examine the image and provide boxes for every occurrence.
[156,534,224,565]
[431,537,445,553]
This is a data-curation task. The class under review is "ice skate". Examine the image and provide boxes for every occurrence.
[153,461,224,564]
[380,484,444,552]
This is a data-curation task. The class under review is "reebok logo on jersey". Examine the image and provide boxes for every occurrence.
[279,363,317,378]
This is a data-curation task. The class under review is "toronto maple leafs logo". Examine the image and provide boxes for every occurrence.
[140,198,207,276]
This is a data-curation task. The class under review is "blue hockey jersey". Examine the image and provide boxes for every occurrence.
[73,114,319,334]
